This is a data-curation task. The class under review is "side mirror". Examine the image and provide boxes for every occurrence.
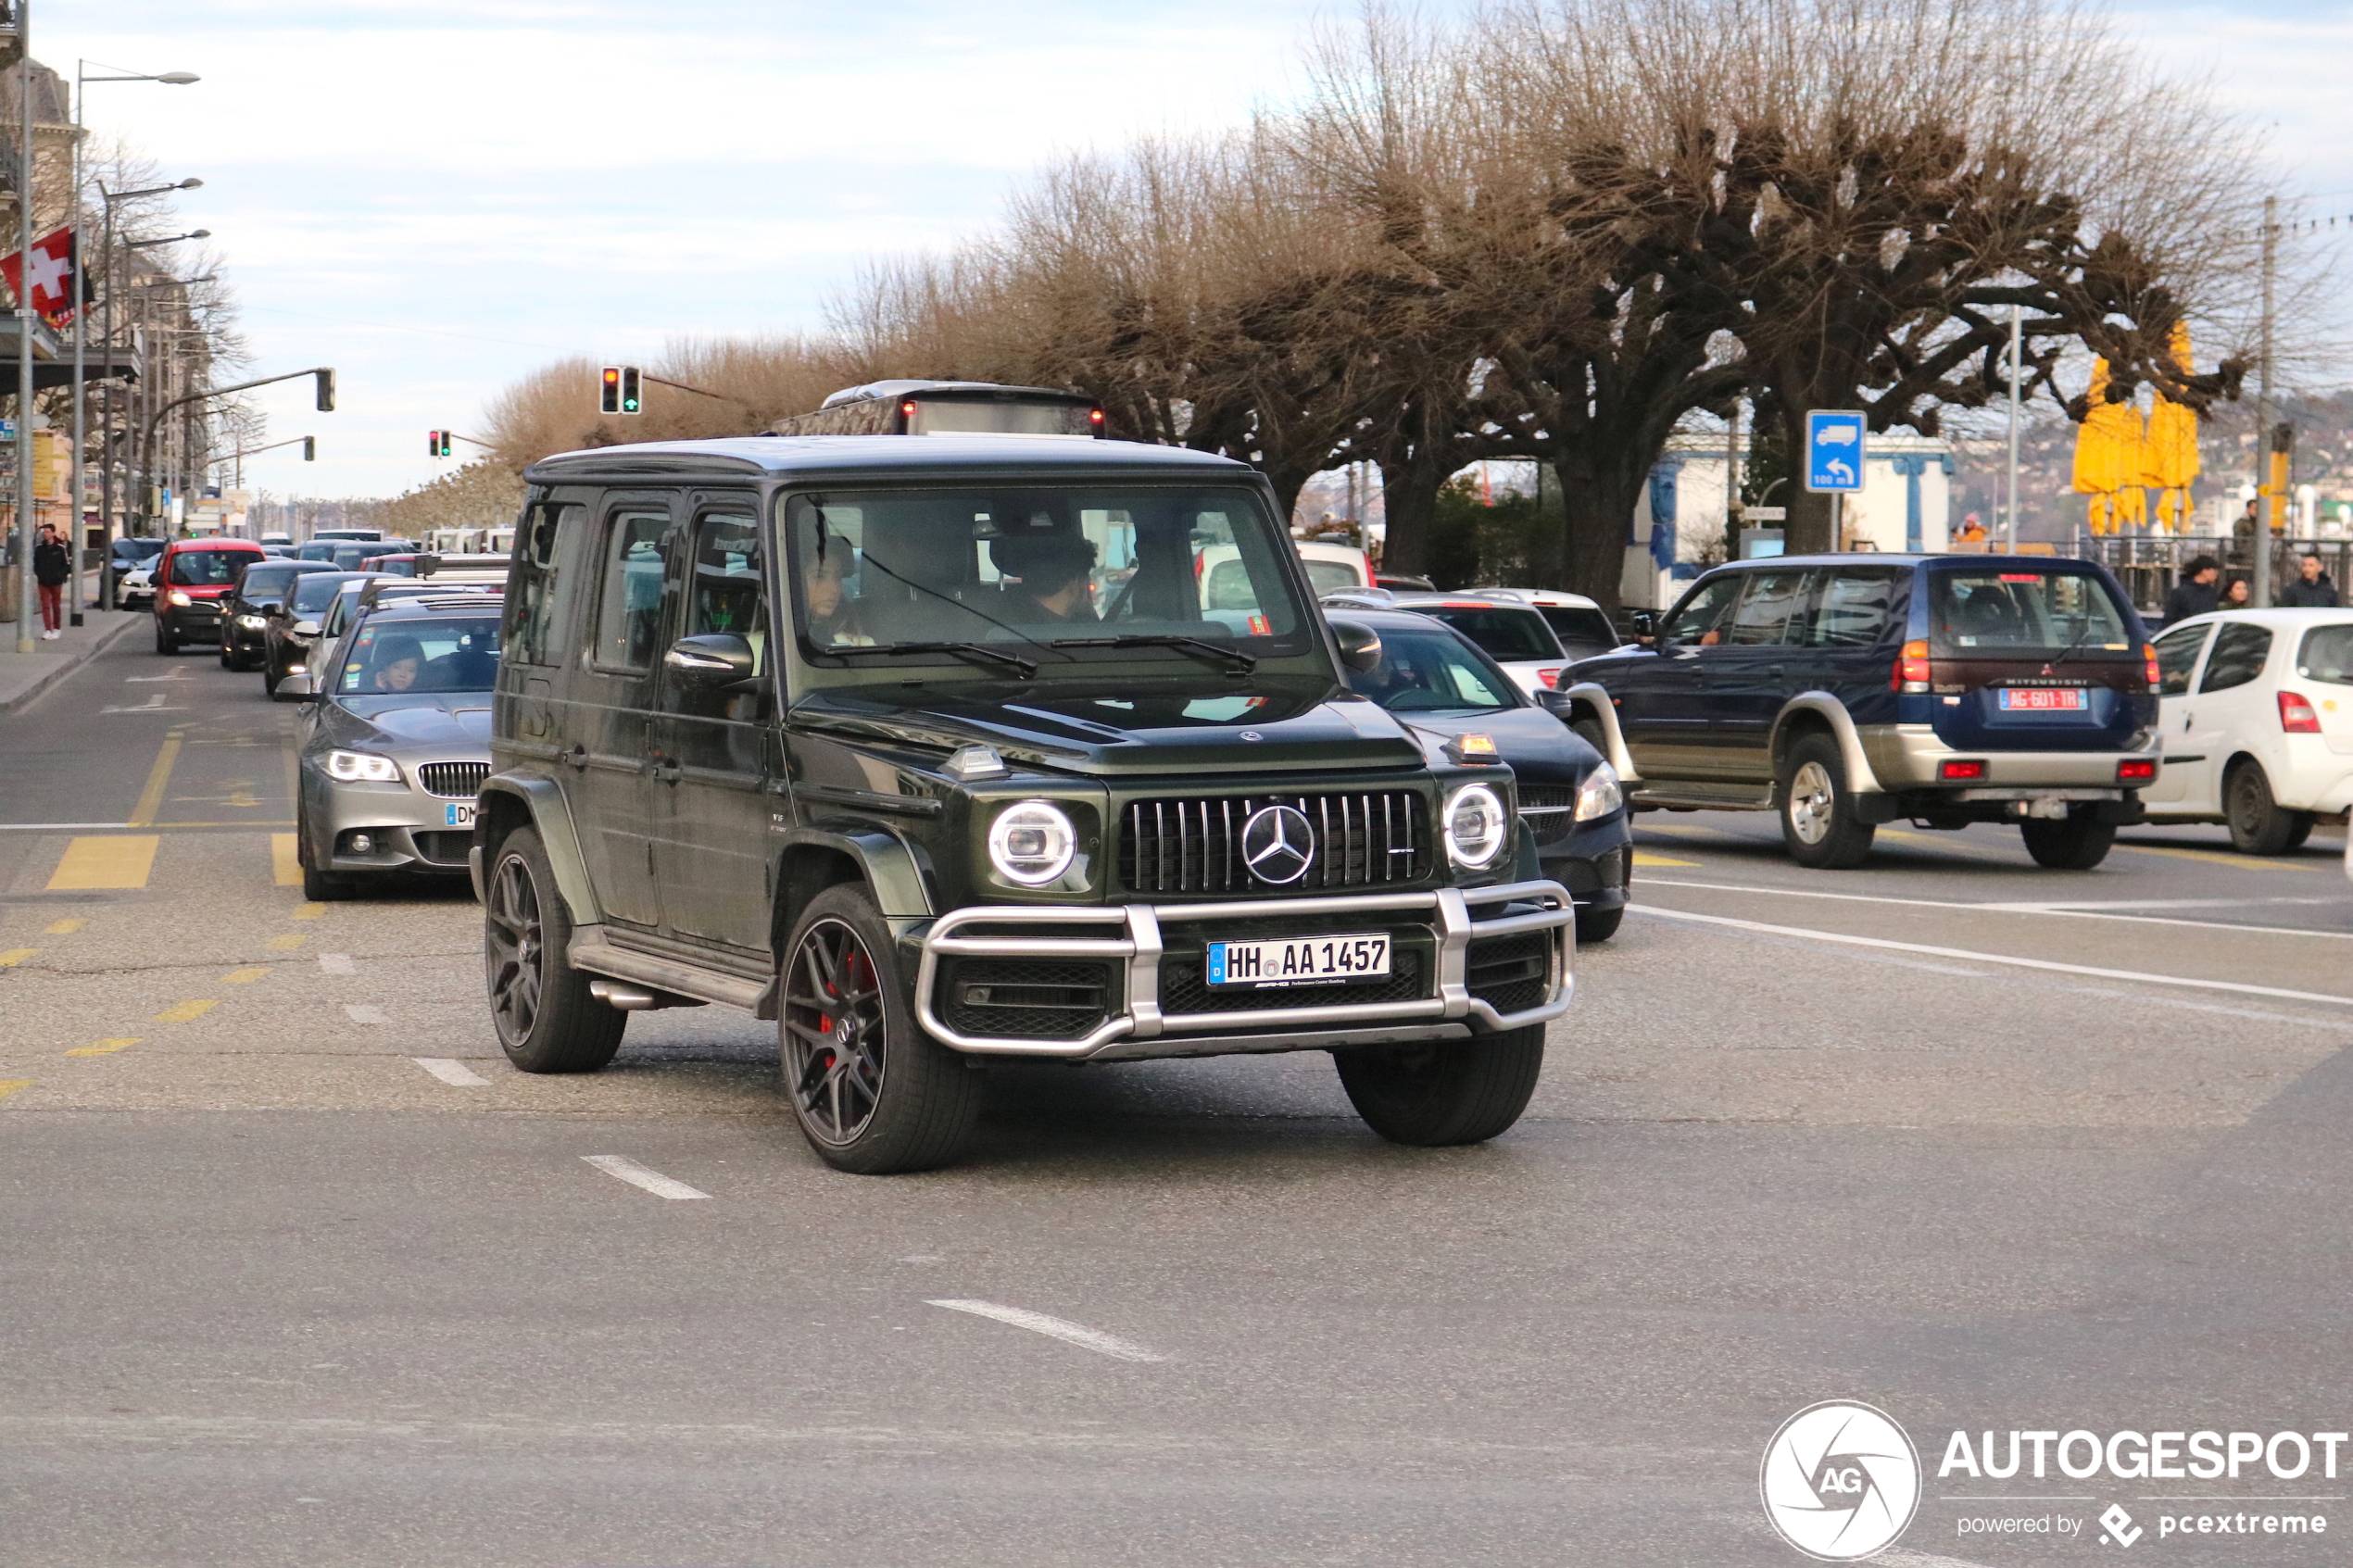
[1628,608,1658,641]
[664,633,756,688]
[292,619,321,636]
[272,672,319,702]
[1329,619,1383,674]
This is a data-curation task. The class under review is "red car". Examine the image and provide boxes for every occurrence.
[153,538,266,654]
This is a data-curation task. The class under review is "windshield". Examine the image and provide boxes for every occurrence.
[783,484,1309,668]
[237,565,302,606]
[290,574,361,614]
[1345,622,1517,714]
[337,614,502,695]
[168,550,252,586]
[1416,606,1565,662]
[1929,569,2131,654]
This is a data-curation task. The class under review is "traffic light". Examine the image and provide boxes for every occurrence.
[302,437,316,462]
[620,365,642,415]
[314,368,336,412]
[439,431,454,458]
[600,366,623,415]
[427,429,442,458]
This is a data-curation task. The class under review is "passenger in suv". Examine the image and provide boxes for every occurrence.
[474,435,1577,1173]
[1555,555,2159,869]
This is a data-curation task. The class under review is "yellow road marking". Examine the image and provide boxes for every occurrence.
[126,729,185,829]
[43,918,84,935]
[46,835,160,891]
[264,934,307,951]
[2113,842,2319,872]
[271,834,302,887]
[0,1080,33,1101]
[152,999,218,1023]
[0,947,35,966]
[1631,851,1700,868]
[220,967,271,984]
[291,902,326,921]
[66,1038,139,1057]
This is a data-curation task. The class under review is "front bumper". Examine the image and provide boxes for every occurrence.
[308,766,481,875]
[158,599,226,639]
[911,880,1576,1060]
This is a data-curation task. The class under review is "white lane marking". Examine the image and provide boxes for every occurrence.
[581,1154,712,1201]
[0,822,133,832]
[925,1298,1166,1362]
[101,694,187,714]
[1641,877,2353,942]
[343,1003,387,1024]
[319,953,357,975]
[125,667,193,683]
[1633,906,2353,1007]
[411,1058,489,1086]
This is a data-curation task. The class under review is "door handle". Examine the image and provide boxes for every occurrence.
[651,758,682,784]
[562,744,587,771]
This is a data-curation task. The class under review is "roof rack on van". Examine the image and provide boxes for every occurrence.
[771,379,1105,439]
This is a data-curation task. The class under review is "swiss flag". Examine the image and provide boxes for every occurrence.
[0,227,87,326]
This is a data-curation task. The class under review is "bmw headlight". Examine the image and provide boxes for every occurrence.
[1574,762,1623,822]
[325,749,402,784]
[238,613,266,629]
[1443,784,1507,869]
[988,800,1076,885]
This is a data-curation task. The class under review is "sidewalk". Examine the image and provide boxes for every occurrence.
[0,577,143,713]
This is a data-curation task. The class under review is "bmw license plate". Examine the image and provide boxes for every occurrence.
[1206,933,1389,989]
[1997,687,2085,710]
[443,802,476,829]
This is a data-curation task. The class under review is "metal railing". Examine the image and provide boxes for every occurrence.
[2074,534,2352,616]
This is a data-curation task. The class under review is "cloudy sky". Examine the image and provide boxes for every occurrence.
[38,1,2353,503]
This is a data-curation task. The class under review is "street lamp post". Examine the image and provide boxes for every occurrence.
[107,229,204,547]
[94,257,206,608]
[69,62,195,621]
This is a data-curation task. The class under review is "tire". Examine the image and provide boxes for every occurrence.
[778,883,980,1174]
[1571,717,1609,759]
[2020,814,2116,869]
[1574,902,1624,944]
[484,825,625,1073]
[1335,1023,1546,1147]
[301,862,349,902]
[2225,760,2300,854]
[2284,813,2317,852]
[262,664,281,696]
[1777,733,1875,869]
[154,620,178,655]
[218,641,233,669]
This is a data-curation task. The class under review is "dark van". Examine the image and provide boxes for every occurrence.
[1554,555,2160,869]
[473,434,1575,1173]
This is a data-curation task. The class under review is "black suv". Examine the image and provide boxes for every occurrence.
[473,435,1576,1173]
[1553,554,2160,869]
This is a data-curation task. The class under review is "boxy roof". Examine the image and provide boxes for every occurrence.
[522,434,1252,487]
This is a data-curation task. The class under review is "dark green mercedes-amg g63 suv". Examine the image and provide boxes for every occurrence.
[472,433,1574,1173]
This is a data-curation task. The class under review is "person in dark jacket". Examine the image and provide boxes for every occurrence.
[2162,556,2221,626]
[31,522,69,639]
[2277,551,2341,608]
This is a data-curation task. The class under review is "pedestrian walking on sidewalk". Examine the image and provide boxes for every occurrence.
[32,522,69,640]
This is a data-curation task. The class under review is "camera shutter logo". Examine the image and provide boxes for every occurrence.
[1759,1400,1920,1561]
[1240,804,1315,884]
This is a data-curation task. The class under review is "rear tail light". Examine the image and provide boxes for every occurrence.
[2144,643,2161,692]
[2279,690,2322,734]
[1892,638,1931,693]
[2117,759,2158,784]
[1939,759,1986,781]
[1541,667,1566,688]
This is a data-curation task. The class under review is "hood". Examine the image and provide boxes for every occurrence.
[1397,704,1601,785]
[335,693,495,746]
[791,677,1425,776]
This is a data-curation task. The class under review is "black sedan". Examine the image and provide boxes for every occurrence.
[260,571,372,696]
[220,558,340,671]
[1331,608,1632,942]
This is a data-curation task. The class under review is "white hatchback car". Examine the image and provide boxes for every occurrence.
[2145,608,2353,852]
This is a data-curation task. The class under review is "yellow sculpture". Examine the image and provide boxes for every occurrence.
[2071,327,2201,534]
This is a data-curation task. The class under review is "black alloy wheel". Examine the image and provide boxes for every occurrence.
[484,826,624,1073]
[783,918,889,1147]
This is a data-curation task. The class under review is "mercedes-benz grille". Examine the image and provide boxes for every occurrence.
[1119,791,1428,894]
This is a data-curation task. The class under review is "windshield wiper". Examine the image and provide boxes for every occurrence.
[1050,633,1256,674]
[2043,623,2096,672]
[828,641,1038,678]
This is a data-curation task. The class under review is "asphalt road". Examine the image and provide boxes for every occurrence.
[6,633,2352,1567]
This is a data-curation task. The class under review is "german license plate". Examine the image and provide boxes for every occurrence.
[1998,687,2085,710]
[1206,933,1389,989]
[443,802,476,828]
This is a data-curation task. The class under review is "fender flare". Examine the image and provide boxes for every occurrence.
[773,822,935,925]
[475,774,601,927]
[1555,682,1640,781]
[1769,695,1886,797]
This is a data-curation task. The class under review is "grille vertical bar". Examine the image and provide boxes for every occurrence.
[1118,791,1427,895]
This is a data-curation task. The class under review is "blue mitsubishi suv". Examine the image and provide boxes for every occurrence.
[1550,555,2160,869]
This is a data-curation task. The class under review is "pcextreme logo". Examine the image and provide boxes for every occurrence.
[1760,1400,1923,1561]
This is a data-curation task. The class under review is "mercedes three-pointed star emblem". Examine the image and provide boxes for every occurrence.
[1240,803,1315,884]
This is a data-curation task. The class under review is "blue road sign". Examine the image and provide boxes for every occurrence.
[1803,409,1867,493]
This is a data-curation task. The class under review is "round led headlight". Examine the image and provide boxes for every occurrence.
[1443,783,1507,869]
[988,799,1076,885]
[1574,762,1623,822]
[325,749,401,784]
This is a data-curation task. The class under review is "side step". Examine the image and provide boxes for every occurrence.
[571,929,772,1014]
[1629,782,1777,812]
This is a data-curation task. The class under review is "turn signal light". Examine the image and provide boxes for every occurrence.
[1892,639,1931,693]
[1939,759,1986,781]
[2279,690,2322,734]
[2117,759,2158,784]
[2144,643,2161,691]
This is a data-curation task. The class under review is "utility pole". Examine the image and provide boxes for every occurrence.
[1725,397,1743,559]
[13,8,33,654]
[2004,304,2022,556]
[2254,194,2276,608]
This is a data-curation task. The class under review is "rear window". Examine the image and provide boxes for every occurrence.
[1302,558,1364,596]
[1928,569,2130,654]
[1539,605,1619,654]
[167,549,255,586]
[2295,624,2353,686]
[1419,606,1564,662]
